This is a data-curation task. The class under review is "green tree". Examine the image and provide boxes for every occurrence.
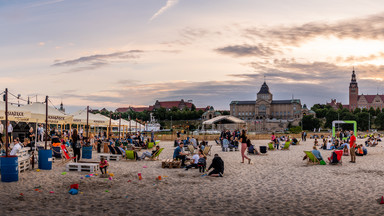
[375,107,381,116]
[357,112,370,131]
[325,109,338,128]
[302,115,321,131]
[353,108,361,114]
[369,107,376,117]
[374,112,384,130]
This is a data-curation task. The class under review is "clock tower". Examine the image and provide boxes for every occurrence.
[349,69,358,110]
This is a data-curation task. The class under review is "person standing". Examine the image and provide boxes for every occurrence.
[349,131,356,163]
[71,129,81,162]
[151,130,155,142]
[38,124,44,142]
[7,121,13,144]
[239,129,251,164]
[0,121,4,145]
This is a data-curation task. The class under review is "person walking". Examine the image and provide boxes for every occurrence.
[349,130,356,163]
[71,129,81,162]
[239,129,251,164]
[7,121,13,144]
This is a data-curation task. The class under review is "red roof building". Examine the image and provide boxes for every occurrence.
[115,100,209,112]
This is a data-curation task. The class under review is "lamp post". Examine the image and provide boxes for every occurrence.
[17,94,21,107]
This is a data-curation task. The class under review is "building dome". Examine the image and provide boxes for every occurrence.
[258,82,271,94]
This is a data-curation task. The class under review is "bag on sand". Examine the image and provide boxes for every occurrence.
[320,160,326,165]
[331,152,339,164]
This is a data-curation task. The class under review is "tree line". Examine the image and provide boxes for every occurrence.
[302,104,384,131]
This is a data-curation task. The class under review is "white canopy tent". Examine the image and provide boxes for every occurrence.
[71,110,109,126]
[0,101,31,122]
[23,102,72,124]
[202,115,246,131]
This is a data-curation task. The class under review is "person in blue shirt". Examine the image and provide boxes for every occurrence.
[173,143,189,167]
[312,146,323,161]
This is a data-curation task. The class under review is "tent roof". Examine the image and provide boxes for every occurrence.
[202,115,245,125]
[23,102,72,124]
[71,110,109,126]
[0,101,31,122]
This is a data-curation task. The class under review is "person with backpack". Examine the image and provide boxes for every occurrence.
[71,129,82,162]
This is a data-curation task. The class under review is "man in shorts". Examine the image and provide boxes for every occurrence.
[349,131,356,163]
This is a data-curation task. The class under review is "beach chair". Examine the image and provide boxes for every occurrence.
[147,142,154,150]
[304,151,320,165]
[114,147,124,155]
[282,141,290,150]
[296,139,301,145]
[60,144,76,164]
[108,145,117,154]
[150,148,164,161]
[125,150,136,160]
[188,145,195,154]
[268,143,275,151]
[203,145,212,156]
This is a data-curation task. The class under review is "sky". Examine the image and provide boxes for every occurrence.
[1,0,384,113]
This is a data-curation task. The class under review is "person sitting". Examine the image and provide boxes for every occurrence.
[314,138,319,146]
[174,138,181,147]
[356,144,364,156]
[185,152,200,170]
[362,145,368,155]
[10,138,22,156]
[292,137,298,145]
[207,154,224,177]
[248,143,259,155]
[173,143,189,167]
[99,157,109,174]
[229,138,239,151]
[326,140,335,150]
[139,145,160,160]
[312,146,323,161]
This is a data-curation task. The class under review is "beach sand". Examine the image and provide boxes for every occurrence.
[1,139,384,216]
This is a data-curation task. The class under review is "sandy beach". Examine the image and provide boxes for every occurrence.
[1,138,384,216]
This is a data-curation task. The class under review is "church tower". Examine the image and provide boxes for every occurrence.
[349,69,358,110]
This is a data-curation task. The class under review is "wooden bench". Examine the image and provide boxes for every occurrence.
[16,148,29,158]
[98,153,122,161]
[66,163,99,172]
[161,159,181,168]
[18,156,30,173]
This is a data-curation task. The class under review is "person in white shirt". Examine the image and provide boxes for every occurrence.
[38,125,44,142]
[7,121,13,143]
[0,121,4,145]
[10,138,22,156]
[327,140,335,150]
[185,153,200,170]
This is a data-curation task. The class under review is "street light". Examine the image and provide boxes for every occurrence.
[17,94,21,107]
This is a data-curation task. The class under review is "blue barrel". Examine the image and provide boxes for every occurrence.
[82,147,92,159]
[38,150,52,170]
[0,156,19,182]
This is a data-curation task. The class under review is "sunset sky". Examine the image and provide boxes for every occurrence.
[2,0,384,112]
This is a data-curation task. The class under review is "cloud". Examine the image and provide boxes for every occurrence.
[244,12,384,46]
[52,50,143,72]
[25,0,64,8]
[149,0,179,22]
[215,44,276,57]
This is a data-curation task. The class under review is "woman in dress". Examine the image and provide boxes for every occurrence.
[239,129,251,164]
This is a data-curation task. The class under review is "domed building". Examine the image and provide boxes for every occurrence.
[230,81,305,131]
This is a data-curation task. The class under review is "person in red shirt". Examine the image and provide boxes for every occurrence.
[349,131,356,163]
[99,158,109,174]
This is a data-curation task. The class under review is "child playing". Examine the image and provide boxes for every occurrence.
[100,158,109,174]
[197,153,206,173]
